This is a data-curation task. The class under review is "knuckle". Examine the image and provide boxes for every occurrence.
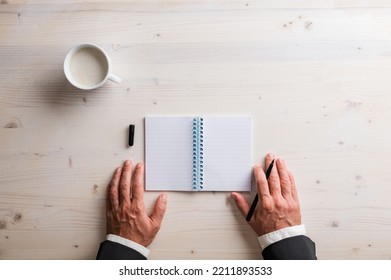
[110,185,117,195]
[274,199,288,210]
[132,205,143,215]
[120,202,130,211]
[159,206,166,214]
[120,182,128,191]
[151,222,161,234]
[261,197,272,210]
[280,177,290,186]
[154,223,161,232]
[132,181,142,190]
[156,203,166,213]
[268,173,279,183]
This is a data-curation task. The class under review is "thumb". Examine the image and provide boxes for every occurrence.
[150,193,167,226]
[231,192,250,218]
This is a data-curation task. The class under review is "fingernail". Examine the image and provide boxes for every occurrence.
[267,153,275,159]
[136,162,143,169]
[231,193,237,201]
[160,193,167,202]
[125,160,131,166]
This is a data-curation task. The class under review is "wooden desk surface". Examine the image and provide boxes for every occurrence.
[1,0,391,260]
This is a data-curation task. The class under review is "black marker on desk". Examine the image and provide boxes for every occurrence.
[246,159,275,222]
[129,125,135,147]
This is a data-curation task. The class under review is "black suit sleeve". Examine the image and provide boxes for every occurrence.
[96,240,147,260]
[262,235,317,260]
[96,236,316,260]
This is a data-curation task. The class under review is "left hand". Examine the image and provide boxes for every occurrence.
[106,160,167,247]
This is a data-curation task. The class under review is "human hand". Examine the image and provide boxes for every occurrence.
[231,153,301,236]
[106,160,167,247]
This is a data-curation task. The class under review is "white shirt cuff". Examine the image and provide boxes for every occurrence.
[106,234,151,258]
[257,224,306,251]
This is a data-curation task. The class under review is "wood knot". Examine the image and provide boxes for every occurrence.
[305,21,313,30]
[4,122,18,128]
[14,213,22,222]
[331,221,339,228]
[4,117,23,129]
[0,220,6,229]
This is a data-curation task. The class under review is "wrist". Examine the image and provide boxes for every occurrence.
[106,234,151,258]
[257,224,306,251]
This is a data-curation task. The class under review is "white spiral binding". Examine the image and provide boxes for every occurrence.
[192,117,204,190]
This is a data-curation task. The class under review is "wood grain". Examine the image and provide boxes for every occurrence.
[1,0,391,259]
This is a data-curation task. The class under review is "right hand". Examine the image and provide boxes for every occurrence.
[231,153,302,236]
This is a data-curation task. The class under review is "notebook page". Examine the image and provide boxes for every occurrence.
[145,116,193,191]
[202,116,252,191]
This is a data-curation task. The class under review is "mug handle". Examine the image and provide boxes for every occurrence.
[109,74,122,84]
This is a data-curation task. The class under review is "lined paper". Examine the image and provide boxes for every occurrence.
[145,116,252,191]
[202,116,252,191]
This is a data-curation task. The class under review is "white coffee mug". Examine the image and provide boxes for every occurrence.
[64,44,121,90]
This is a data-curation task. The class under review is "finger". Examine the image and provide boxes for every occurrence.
[131,162,145,206]
[265,153,281,197]
[150,193,167,226]
[288,169,299,202]
[276,158,291,199]
[231,192,250,218]
[265,152,275,167]
[108,167,121,210]
[253,165,269,197]
[119,160,132,205]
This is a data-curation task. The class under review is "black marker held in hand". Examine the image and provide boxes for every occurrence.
[246,159,275,221]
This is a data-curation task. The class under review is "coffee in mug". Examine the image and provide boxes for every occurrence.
[64,44,121,90]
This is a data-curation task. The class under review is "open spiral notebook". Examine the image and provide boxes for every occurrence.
[145,116,252,191]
